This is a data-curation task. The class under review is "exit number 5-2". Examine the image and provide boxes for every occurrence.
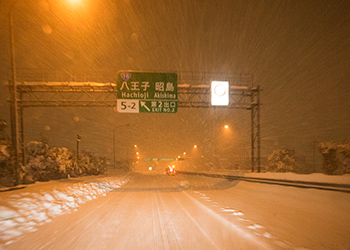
[117,99,140,113]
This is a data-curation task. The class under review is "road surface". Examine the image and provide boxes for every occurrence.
[4,172,350,249]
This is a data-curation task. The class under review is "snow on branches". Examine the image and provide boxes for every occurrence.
[267,149,296,172]
[24,141,107,182]
[318,141,350,175]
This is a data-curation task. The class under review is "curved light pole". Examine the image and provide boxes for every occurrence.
[113,124,130,168]
[8,0,21,185]
[8,0,85,184]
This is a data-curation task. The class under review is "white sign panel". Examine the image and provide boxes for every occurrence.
[117,99,140,113]
[211,81,229,106]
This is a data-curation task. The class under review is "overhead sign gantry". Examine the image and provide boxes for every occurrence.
[8,71,261,185]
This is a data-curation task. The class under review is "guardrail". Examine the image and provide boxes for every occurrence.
[177,171,350,193]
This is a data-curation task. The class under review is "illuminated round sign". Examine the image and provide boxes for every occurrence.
[214,84,227,96]
[211,81,229,106]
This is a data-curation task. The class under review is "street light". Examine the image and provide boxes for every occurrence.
[67,0,83,6]
[8,0,89,184]
[8,0,85,184]
[113,124,130,168]
[212,124,230,167]
[8,0,21,185]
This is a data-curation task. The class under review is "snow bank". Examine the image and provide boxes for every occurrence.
[197,170,350,185]
[0,175,129,246]
[243,172,350,185]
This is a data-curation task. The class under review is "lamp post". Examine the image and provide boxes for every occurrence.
[212,124,230,168]
[8,0,86,184]
[8,0,20,185]
[76,134,81,166]
[113,124,130,168]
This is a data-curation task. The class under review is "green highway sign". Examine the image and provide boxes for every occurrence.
[160,158,176,161]
[139,100,177,113]
[116,72,178,113]
[144,158,175,162]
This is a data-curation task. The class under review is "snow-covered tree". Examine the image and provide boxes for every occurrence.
[0,119,8,141]
[0,119,14,186]
[337,141,350,174]
[318,141,339,175]
[78,151,106,175]
[23,141,107,182]
[25,141,61,181]
[267,149,296,172]
[0,143,10,162]
[0,140,13,186]
[26,141,50,157]
[50,147,74,176]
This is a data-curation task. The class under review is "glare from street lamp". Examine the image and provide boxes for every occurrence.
[183,152,186,155]
[224,125,229,129]
[134,145,137,148]
[67,0,83,6]
[194,145,197,148]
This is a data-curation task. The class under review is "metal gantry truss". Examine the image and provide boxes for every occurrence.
[9,71,261,172]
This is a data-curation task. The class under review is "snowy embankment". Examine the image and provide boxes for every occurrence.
[188,170,350,185]
[243,172,350,185]
[0,171,129,246]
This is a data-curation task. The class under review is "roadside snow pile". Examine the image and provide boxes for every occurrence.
[199,170,350,185]
[0,176,129,246]
[244,172,350,185]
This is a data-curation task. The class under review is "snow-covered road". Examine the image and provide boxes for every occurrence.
[1,171,350,249]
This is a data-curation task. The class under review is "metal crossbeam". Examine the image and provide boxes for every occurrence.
[17,82,118,107]
[16,82,257,110]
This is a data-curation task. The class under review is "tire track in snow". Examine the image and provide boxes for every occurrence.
[155,191,183,250]
[171,194,220,249]
[151,191,169,250]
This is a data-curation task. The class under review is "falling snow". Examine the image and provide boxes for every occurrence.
[0,0,349,249]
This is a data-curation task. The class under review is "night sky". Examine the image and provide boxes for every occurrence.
[0,0,349,169]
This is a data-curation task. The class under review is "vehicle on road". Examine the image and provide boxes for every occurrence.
[165,165,176,175]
